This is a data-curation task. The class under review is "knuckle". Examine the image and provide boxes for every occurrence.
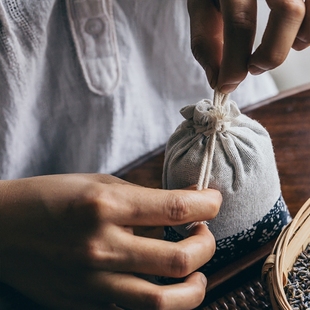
[80,242,100,264]
[77,185,101,211]
[63,183,119,236]
[61,186,104,232]
[273,0,305,19]
[79,184,113,220]
[165,192,189,222]
[129,202,143,221]
[77,239,115,269]
[61,245,93,268]
[141,292,165,310]
[263,51,287,69]
[227,10,256,31]
[169,247,192,278]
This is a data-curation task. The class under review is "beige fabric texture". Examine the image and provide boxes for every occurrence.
[163,97,281,240]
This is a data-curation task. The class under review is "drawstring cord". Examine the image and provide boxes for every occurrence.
[197,90,229,190]
[187,89,229,230]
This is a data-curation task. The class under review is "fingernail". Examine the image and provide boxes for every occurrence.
[219,83,238,94]
[200,274,207,287]
[248,65,265,75]
[205,64,216,89]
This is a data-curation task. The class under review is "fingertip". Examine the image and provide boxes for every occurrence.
[158,271,208,309]
[185,188,221,220]
[181,186,222,209]
[199,272,207,288]
[205,64,218,89]
[184,272,207,306]
[248,50,270,74]
[186,223,216,257]
[186,271,207,287]
[217,70,247,94]
[248,64,265,76]
[188,222,210,236]
[218,83,238,94]
[201,188,223,208]
[192,187,222,218]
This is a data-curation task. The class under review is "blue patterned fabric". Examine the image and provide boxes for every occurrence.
[163,195,291,279]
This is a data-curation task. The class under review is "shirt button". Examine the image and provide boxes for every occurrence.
[85,18,105,37]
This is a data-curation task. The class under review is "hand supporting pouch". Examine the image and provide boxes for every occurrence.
[163,91,291,275]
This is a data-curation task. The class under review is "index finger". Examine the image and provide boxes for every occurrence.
[249,0,305,74]
[98,184,222,226]
[187,0,223,88]
[217,0,257,93]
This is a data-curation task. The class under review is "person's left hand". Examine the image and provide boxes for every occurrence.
[188,0,309,93]
[0,174,221,310]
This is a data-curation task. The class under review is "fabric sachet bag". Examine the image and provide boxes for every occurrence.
[163,90,291,276]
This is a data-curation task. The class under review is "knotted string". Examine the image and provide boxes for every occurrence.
[197,90,229,190]
[187,89,229,230]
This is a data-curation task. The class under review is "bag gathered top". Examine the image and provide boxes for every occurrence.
[163,90,292,276]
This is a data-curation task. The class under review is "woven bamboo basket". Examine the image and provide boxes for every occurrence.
[262,198,310,310]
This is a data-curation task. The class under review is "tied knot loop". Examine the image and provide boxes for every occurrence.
[194,105,231,137]
[196,89,229,190]
[184,90,230,230]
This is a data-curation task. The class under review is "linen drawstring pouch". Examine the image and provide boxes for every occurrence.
[163,90,292,277]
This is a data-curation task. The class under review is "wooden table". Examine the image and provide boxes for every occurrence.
[1,84,310,309]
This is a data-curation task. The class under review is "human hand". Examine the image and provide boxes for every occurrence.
[0,174,221,310]
[188,0,308,93]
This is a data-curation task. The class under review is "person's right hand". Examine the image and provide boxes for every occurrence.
[188,0,308,93]
[0,174,221,310]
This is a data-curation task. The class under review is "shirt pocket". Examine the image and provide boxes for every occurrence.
[66,0,121,96]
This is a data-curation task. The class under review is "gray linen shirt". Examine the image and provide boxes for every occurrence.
[0,0,277,179]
